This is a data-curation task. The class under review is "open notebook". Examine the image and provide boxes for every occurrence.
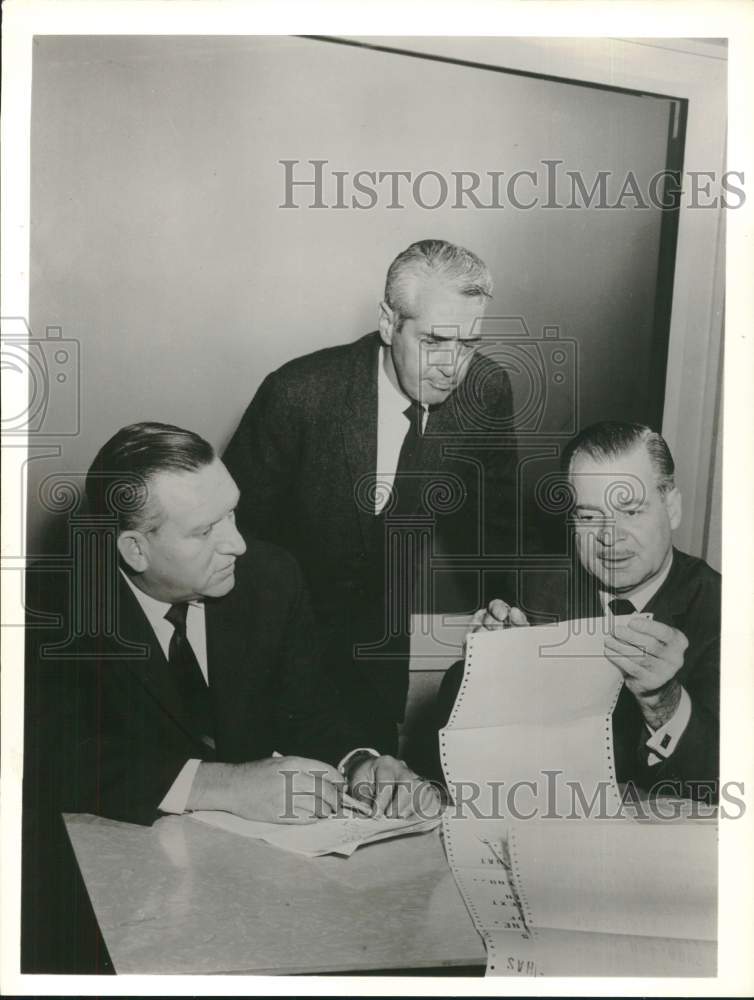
[440,618,717,977]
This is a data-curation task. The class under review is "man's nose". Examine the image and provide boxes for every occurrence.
[597,522,616,546]
[433,345,458,375]
[218,520,247,557]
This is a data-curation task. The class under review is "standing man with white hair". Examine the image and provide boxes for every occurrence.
[225,239,519,752]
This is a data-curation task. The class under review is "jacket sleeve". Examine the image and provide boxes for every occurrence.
[271,554,373,764]
[641,630,720,801]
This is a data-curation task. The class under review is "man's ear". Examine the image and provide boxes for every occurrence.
[378,301,395,346]
[664,486,682,531]
[117,530,149,573]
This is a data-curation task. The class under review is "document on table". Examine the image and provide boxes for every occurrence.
[439,618,718,977]
[189,809,441,857]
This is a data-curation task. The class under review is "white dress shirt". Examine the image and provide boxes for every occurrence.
[120,571,206,812]
[598,553,692,764]
[375,345,428,514]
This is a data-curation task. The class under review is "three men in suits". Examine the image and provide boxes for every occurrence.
[22,421,434,972]
[224,239,518,751]
[445,421,720,801]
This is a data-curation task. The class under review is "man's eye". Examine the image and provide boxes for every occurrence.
[200,526,213,537]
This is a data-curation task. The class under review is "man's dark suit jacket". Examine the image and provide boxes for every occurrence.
[438,548,720,800]
[22,538,363,972]
[224,332,518,747]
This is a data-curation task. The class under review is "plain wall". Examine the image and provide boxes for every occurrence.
[27,34,675,554]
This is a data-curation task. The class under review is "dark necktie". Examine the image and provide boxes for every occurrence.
[392,402,426,514]
[164,602,214,742]
[608,597,637,615]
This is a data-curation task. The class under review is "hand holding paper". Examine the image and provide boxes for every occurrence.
[187,755,349,824]
[468,599,530,633]
[605,616,689,728]
[349,754,442,819]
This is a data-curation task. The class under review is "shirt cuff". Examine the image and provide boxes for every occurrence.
[338,747,380,777]
[646,687,692,765]
[159,758,202,813]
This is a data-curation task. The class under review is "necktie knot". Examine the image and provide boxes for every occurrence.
[608,597,637,615]
[165,602,189,635]
[404,402,424,436]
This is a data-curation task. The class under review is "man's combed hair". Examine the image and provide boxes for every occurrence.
[85,421,216,531]
[384,238,493,323]
[562,420,676,493]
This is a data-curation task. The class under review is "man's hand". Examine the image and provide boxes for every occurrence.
[188,756,348,824]
[604,617,689,729]
[469,598,530,633]
[348,755,442,820]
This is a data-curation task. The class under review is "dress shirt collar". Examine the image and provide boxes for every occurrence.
[598,549,674,613]
[120,568,201,616]
[378,344,428,428]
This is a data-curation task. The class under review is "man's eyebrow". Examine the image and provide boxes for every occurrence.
[425,332,482,342]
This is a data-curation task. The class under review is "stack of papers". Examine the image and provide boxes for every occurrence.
[440,619,717,977]
[189,809,441,857]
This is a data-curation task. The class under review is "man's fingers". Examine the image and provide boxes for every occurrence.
[611,625,661,656]
[626,617,679,645]
[287,757,344,787]
[373,780,394,816]
[417,781,443,818]
[605,634,644,655]
[470,601,529,634]
[604,649,644,680]
[485,599,511,627]
[391,782,414,818]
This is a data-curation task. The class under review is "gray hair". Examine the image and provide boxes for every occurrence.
[384,239,493,326]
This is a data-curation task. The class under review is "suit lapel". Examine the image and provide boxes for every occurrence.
[643,548,690,624]
[117,575,209,745]
[342,333,381,549]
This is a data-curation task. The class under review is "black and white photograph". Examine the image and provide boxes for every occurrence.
[1,0,753,993]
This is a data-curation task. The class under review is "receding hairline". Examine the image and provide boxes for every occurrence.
[567,439,674,498]
[136,456,233,534]
[394,270,490,318]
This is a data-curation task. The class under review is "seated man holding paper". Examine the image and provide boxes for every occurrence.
[440,421,720,802]
[23,421,437,971]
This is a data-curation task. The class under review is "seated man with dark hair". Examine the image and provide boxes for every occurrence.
[439,421,720,802]
[23,421,438,972]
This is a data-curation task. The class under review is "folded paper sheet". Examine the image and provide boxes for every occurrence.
[190,809,441,857]
[440,619,717,976]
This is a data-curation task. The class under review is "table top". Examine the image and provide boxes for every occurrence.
[64,812,486,975]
